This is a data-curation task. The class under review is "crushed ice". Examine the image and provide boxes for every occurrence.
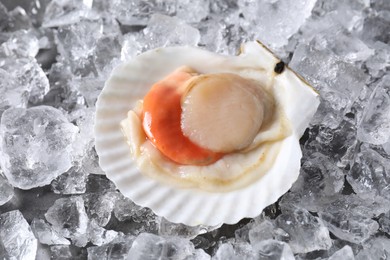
[0,0,389,259]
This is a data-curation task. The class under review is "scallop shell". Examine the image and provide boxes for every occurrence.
[95,41,320,226]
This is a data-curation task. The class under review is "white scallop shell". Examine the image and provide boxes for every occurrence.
[95,42,320,226]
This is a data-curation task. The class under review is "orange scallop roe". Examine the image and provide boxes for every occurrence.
[142,68,223,165]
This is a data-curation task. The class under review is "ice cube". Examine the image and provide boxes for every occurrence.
[319,211,379,244]
[279,152,345,212]
[0,30,39,58]
[158,217,212,239]
[275,207,332,253]
[355,236,390,260]
[238,0,317,48]
[290,43,368,127]
[360,12,390,45]
[50,245,87,260]
[0,210,37,259]
[348,143,390,200]
[357,75,390,145]
[83,191,117,227]
[51,166,88,195]
[2,6,33,32]
[213,242,256,260]
[0,106,77,189]
[0,57,49,116]
[87,234,135,260]
[253,239,295,260]
[248,219,289,246]
[328,245,354,260]
[43,0,98,28]
[143,14,200,50]
[0,172,13,206]
[365,42,390,78]
[317,194,384,244]
[175,0,210,23]
[87,221,119,246]
[378,210,390,235]
[45,196,89,247]
[128,232,204,260]
[97,0,175,26]
[31,218,70,245]
[113,193,158,224]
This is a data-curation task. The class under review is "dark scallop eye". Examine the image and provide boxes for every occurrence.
[274,61,285,74]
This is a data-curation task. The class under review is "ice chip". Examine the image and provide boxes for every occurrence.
[0,210,37,260]
[253,239,295,260]
[0,57,49,115]
[143,14,200,49]
[275,207,332,253]
[45,196,89,247]
[327,245,355,260]
[238,0,317,48]
[357,75,390,145]
[0,172,13,206]
[31,218,70,245]
[43,0,98,27]
[0,106,77,189]
[348,143,390,200]
[128,233,204,260]
[51,166,88,195]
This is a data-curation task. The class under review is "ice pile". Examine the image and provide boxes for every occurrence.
[0,0,389,258]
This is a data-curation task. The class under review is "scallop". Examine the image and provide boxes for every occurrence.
[95,41,320,226]
[181,73,272,153]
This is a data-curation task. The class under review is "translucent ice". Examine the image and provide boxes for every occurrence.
[378,210,390,235]
[1,0,390,256]
[328,245,354,260]
[50,245,87,260]
[0,57,49,116]
[365,42,390,78]
[128,233,206,260]
[158,217,212,239]
[45,197,89,247]
[121,14,200,60]
[0,5,33,32]
[319,211,379,244]
[69,107,96,161]
[0,173,13,206]
[318,195,383,244]
[87,234,135,260]
[51,167,88,195]
[0,106,78,189]
[238,0,317,48]
[360,11,390,45]
[83,191,117,227]
[0,30,39,58]
[355,236,390,260]
[0,210,37,260]
[253,240,295,260]
[87,221,119,246]
[213,242,256,260]
[348,143,390,200]
[175,0,210,23]
[31,218,70,245]
[275,207,332,253]
[289,44,368,127]
[357,75,390,145]
[55,18,121,78]
[113,193,158,225]
[248,219,289,245]
[301,121,357,167]
[280,152,345,212]
[43,0,98,28]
